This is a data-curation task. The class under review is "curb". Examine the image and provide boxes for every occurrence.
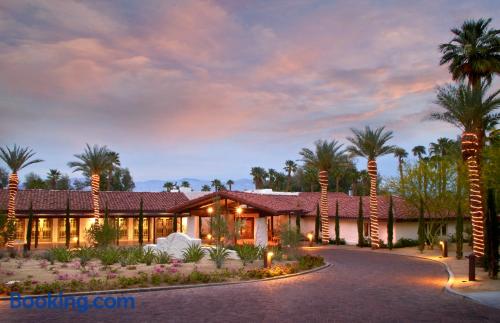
[0,263,331,300]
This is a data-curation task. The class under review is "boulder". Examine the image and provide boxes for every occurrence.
[146,232,201,259]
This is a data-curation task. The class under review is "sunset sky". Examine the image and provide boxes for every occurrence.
[1,0,499,183]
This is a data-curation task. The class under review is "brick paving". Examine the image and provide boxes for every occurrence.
[1,248,499,322]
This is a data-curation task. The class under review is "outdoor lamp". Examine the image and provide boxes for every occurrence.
[307,233,313,247]
[207,233,212,240]
[236,206,243,214]
[266,251,274,268]
[439,240,448,258]
[207,207,213,214]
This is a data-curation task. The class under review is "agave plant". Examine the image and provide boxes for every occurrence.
[208,246,230,269]
[182,243,205,263]
[154,251,172,264]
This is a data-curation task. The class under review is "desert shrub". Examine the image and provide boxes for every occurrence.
[394,238,419,248]
[155,251,172,264]
[182,243,205,263]
[235,243,260,265]
[267,245,283,261]
[142,248,156,266]
[48,247,73,263]
[74,247,94,267]
[208,246,230,269]
[97,247,121,266]
[279,224,301,248]
[150,274,162,286]
[243,264,298,279]
[41,250,55,265]
[86,221,118,247]
[32,281,64,294]
[183,270,212,284]
[298,255,325,270]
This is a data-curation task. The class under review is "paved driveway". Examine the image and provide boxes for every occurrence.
[1,248,499,322]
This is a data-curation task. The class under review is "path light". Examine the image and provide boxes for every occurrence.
[207,233,212,240]
[266,251,274,268]
[439,240,448,258]
[307,233,313,247]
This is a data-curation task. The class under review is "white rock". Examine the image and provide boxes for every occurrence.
[151,232,201,259]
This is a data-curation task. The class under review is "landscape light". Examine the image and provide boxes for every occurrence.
[266,251,274,268]
[207,233,212,240]
[307,233,313,247]
[207,207,213,214]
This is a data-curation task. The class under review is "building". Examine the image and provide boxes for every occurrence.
[0,189,458,248]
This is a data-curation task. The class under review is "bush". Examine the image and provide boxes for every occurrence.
[97,247,121,266]
[208,246,230,269]
[394,238,419,248]
[279,224,301,248]
[142,248,155,266]
[155,251,172,264]
[86,221,118,247]
[235,243,260,265]
[74,247,94,267]
[267,245,283,261]
[298,255,325,270]
[48,247,73,263]
[182,243,205,263]
[243,264,298,279]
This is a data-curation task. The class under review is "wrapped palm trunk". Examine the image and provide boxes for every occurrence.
[461,132,485,257]
[367,160,379,248]
[318,170,330,244]
[91,173,101,220]
[6,173,19,248]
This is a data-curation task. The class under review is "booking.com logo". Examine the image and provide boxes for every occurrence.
[10,292,135,313]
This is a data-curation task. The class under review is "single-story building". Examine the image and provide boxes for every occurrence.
[0,189,459,248]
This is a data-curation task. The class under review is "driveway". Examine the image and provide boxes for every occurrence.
[1,248,499,322]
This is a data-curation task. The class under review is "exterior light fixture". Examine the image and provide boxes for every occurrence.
[72,237,78,242]
[207,233,212,240]
[236,207,243,214]
[439,240,448,258]
[307,233,313,247]
[266,251,274,268]
[207,207,213,214]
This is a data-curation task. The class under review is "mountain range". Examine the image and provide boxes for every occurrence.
[133,178,255,192]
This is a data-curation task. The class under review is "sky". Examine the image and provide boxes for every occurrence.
[1,0,499,183]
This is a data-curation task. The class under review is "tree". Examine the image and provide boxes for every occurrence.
[0,144,43,250]
[439,18,500,88]
[110,167,135,191]
[387,195,394,250]
[418,198,425,253]
[68,144,111,220]
[486,189,498,278]
[26,202,34,250]
[431,81,500,257]
[57,175,72,190]
[300,139,344,244]
[163,181,175,192]
[105,151,120,191]
[211,179,224,191]
[334,200,340,245]
[456,202,464,259]
[284,160,298,192]
[201,184,211,192]
[209,197,228,247]
[250,167,268,189]
[23,172,47,189]
[138,198,144,246]
[347,126,395,249]
[314,203,320,243]
[226,179,234,191]
[0,167,8,189]
[393,148,408,188]
[181,181,190,188]
[412,146,426,160]
[65,197,70,248]
[357,196,364,247]
[47,169,61,190]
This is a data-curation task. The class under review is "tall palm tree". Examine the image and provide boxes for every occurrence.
[284,160,298,192]
[105,151,120,191]
[393,147,408,186]
[300,139,344,244]
[431,81,500,257]
[201,184,211,192]
[68,144,111,220]
[250,167,268,189]
[211,179,224,191]
[226,179,234,191]
[163,181,175,192]
[429,137,456,157]
[439,18,500,88]
[0,145,43,249]
[47,169,61,190]
[412,145,426,160]
[347,126,395,249]
[181,180,190,188]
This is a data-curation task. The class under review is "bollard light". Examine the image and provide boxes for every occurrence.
[307,233,313,247]
[439,240,448,258]
[266,251,274,268]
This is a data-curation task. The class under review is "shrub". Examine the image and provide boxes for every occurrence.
[48,247,73,263]
[394,238,419,248]
[97,247,121,266]
[155,251,172,264]
[74,247,94,267]
[279,224,301,248]
[86,221,118,247]
[298,255,325,270]
[182,243,205,263]
[328,238,346,245]
[183,270,212,284]
[142,248,155,266]
[41,250,55,265]
[208,246,230,269]
[267,245,283,261]
[235,243,260,265]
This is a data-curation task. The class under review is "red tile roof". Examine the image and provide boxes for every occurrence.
[0,189,188,214]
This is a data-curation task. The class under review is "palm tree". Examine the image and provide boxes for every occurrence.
[211,179,224,191]
[181,180,190,188]
[284,160,298,192]
[68,144,111,220]
[201,184,211,192]
[412,146,426,160]
[431,81,500,257]
[300,139,344,244]
[0,145,43,249]
[250,167,268,189]
[47,169,61,190]
[347,126,395,249]
[105,151,120,191]
[429,137,456,157]
[393,148,408,185]
[163,181,175,192]
[439,18,500,88]
[226,179,234,191]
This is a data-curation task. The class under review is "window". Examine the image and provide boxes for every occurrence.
[239,217,254,239]
[38,218,52,241]
[58,218,78,240]
[116,218,128,239]
[15,219,25,241]
[133,218,149,239]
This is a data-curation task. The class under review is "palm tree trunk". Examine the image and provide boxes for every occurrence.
[91,173,101,220]
[367,160,379,249]
[6,173,19,249]
[107,170,112,191]
[461,132,485,257]
[318,170,330,244]
[398,159,404,190]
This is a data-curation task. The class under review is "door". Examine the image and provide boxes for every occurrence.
[156,217,173,238]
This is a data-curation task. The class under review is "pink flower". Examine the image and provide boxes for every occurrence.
[106,273,117,279]
[154,266,165,274]
[57,274,70,281]
[169,268,178,274]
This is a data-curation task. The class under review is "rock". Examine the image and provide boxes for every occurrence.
[148,232,201,259]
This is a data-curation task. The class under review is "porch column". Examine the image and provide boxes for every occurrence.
[52,218,59,244]
[186,216,200,238]
[254,216,268,248]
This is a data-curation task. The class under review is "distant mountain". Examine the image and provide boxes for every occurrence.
[133,178,255,192]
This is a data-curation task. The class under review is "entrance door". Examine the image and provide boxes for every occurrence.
[156,218,173,238]
[239,217,254,239]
